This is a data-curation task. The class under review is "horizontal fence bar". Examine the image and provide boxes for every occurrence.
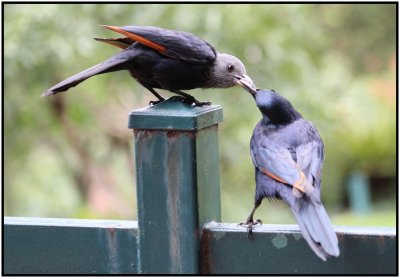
[4,217,397,275]
[3,217,138,275]
[201,222,397,275]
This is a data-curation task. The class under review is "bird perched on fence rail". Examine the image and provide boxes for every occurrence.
[236,80,340,261]
[42,25,255,106]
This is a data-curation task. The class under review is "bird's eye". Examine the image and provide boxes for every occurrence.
[228,64,234,72]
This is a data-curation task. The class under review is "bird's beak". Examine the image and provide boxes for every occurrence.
[236,74,257,95]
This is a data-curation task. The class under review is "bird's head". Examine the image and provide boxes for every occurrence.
[211,53,256,91]
[240,87,303,124]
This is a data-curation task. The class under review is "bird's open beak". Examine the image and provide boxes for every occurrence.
[236,74,257,95]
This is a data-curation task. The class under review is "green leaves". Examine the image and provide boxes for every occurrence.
[4,4,395,224]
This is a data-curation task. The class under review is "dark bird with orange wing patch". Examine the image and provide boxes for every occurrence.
[236,80,340,261]
[42,25,255,106]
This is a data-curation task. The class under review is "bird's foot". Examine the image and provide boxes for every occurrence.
[192,99,212,107]
[239,218,262,238]
[172,96,211,107]
[169,96,188,102]
[149,98,166,106]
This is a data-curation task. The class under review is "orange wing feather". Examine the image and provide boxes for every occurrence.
[259,166,307,193]
[102,25,166,52]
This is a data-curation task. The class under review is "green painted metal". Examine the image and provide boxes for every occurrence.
[195,125,221,225]
[128,98,223,130]
[3,218,396,275]
[130,98,222,274]
[347,170,371,214]
[201,223,397,275]
[3,217,138,274]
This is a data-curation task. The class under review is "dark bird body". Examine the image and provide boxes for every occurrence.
[238,85,340,261]
[43,25,254,105]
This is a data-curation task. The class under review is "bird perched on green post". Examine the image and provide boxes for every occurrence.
[237,79,340,261]
[42,25,255,106]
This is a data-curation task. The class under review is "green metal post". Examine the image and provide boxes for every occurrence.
[128,98,223,274]
[347,170,371,214]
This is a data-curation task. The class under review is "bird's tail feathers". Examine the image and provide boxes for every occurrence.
[94,37,134,49]
[42,54,129,97]
[292,198,340,261]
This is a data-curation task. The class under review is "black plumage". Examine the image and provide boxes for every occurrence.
[42,25,255,106]
[237,84,340,261]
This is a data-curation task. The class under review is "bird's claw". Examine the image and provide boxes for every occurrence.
[169,96,187,102]
[239,218,262,238]
[182,97,211,107]
[171,96,211,106]
[192,100,212,107]
[149,98,165,106]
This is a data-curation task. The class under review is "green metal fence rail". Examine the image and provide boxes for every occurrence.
[3,99,397,275]
[4,218,138,274]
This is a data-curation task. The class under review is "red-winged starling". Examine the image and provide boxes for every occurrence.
[42,25,255,106]
[237,79,340,261]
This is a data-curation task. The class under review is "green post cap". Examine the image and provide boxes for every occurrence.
[128,98,223,130]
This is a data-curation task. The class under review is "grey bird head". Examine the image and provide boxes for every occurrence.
[208,53,256,91]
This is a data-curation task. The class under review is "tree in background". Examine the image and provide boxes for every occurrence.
[4,4,396,224]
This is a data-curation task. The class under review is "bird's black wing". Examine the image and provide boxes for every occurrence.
[295,124,324,190]
[250,122,323,194]
[292,128,339,259]
[104,25,217,64]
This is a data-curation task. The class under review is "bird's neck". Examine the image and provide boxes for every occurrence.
[206,53,227,88]
[256,91,302,125]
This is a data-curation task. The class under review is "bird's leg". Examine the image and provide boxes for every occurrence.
[239,200,262,238]
[146,88,165,105]
[172,90,211,107]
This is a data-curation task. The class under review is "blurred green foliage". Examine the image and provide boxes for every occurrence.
[4,4,396,226]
